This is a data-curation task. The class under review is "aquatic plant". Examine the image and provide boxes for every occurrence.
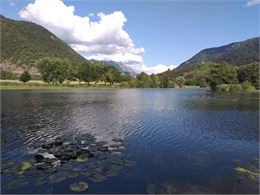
[69,182,88,192]
[18,161,32,175]
[1,133,137,192]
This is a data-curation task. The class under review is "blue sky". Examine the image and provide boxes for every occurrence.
[1,0,259,73]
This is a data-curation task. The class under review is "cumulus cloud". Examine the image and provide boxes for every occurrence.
[9,1,15,6]
[244,0,260,7]
[140,64,177,75]
[19,0,170,74]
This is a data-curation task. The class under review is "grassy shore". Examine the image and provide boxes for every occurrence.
[0,80,121,90]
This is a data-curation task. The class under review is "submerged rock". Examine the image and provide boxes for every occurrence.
[35,154,44,163]
[2,134,135,189]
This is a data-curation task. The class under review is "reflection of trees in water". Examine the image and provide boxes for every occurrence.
[192,92,259,111]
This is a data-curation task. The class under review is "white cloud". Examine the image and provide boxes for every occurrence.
[140,64,177,75]
[9,1,15,6]
[244,0,260,7]
[19,0,171,74]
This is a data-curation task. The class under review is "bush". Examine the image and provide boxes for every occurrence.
[119,82,130,88]
[19,71,31,83]
[175,76,186,88]
[229,84,242,92]
[241,81,256,91]
[209,63,238,90]
[216,84,242,92]
[168,81,177,88]
[0,70,17,80]
[238,63,259,89]
[198,79,208,88]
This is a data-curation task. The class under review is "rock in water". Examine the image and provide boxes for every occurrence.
[35,154,44,163]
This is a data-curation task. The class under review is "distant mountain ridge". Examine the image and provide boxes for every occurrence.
[100,61,137,76]
[179,37,259,68]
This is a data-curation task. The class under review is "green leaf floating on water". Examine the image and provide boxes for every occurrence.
[75,156,88,163]
[48,172,67,183]
[234,167,259,176]
[89,174,107,182]
[69,182,88,192]
[124,160,137,166]
[18,161,32,175]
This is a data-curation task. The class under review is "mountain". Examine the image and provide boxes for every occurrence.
[179,37,259,68]
[100,61,137,76]
[0,15,86,75]
[0,15,136,76]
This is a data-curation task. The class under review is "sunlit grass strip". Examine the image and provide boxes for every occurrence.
[0,80,122,90]
[0,85,121,90]
[0,80,109,85]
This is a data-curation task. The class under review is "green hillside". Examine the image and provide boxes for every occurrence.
[0,15,86,71]
[179,37,259,68]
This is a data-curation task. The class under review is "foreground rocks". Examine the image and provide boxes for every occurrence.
[1,133,137,192]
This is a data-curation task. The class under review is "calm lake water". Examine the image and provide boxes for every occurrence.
[1,89,259,194]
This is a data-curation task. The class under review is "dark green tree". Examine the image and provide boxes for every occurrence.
[158,75,169,88]
[176,76,186,88]
[104,67,121,85]
[37,57,70,84]
[150,74,159,88]
[19,70,31,83]
[208,63,238,90]
[77,62,95,85]
[0,70,17,80]
[237,63,259,89]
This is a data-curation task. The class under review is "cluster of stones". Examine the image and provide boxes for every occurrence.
[2,133,137,192]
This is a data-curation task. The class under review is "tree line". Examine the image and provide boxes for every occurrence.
[1,58,259,92]
[122,62,259,91]
[17,57,123,85]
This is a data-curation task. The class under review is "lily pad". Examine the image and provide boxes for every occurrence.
[6,179,29,190]
[48,172,67,183]
[2,160,16,167]
[250,158,260,166]
[80,171,91,177]
[1,168,19,174]
[89,174,107,182]
[69,181,88,192]
[124,160,137,167]
[233,159,242,164]
[234,167,259,176]
[34,180,48,186]
[104,169,120,177]
[76,156,88,163]
[18,161,32,175]
[68,171,80,179]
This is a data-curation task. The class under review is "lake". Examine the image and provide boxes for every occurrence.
[1,89,259,194]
